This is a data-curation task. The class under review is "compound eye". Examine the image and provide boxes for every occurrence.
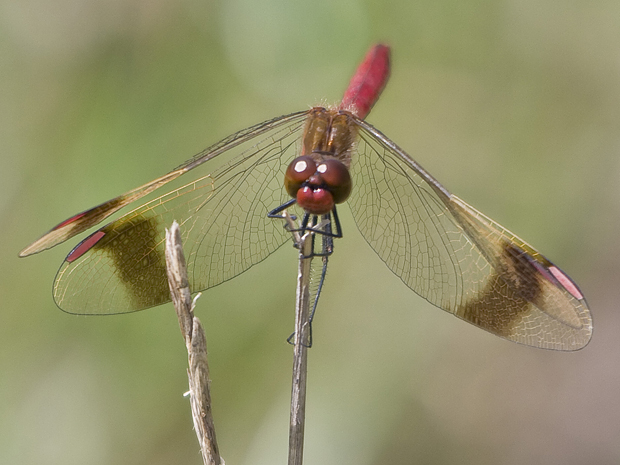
[316,159,352,204]
[284,156,317,198]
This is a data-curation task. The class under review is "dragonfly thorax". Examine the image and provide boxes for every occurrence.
[301,107,358,167]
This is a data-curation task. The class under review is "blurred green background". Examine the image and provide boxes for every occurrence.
[1,0,619,463]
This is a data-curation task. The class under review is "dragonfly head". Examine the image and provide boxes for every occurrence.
[284,155,352,215]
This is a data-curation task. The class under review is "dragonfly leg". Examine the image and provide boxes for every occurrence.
[286,323,313,348]
[268,198,343,239]
[288,206,343,240]
[302,214,335,258]
[267,198,298,220]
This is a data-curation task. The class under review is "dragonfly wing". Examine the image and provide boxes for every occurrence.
[446,195,591,350]
[20,112,308,257]
[19,171,185,257]
[52,112,309,315]
[349,118,591,350]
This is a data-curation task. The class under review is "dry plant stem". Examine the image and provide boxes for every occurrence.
[288,226,314,465]
[165,221,222,465]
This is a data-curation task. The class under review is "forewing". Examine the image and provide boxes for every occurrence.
[52,112,309,314]
[19,171,185,257]
[348,118,591,350]
[20,112,307,257]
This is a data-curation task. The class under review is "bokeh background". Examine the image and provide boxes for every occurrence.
[2,0,619,464]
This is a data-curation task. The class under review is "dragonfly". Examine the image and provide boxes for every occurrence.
[20,45,592,351]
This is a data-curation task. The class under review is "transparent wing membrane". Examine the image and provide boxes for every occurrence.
[349,118,591,350]
[53,112,309,314]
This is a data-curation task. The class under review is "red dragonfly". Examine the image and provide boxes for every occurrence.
[20,45,592,351]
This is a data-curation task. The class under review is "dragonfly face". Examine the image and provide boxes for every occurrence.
[20,45,592,351]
